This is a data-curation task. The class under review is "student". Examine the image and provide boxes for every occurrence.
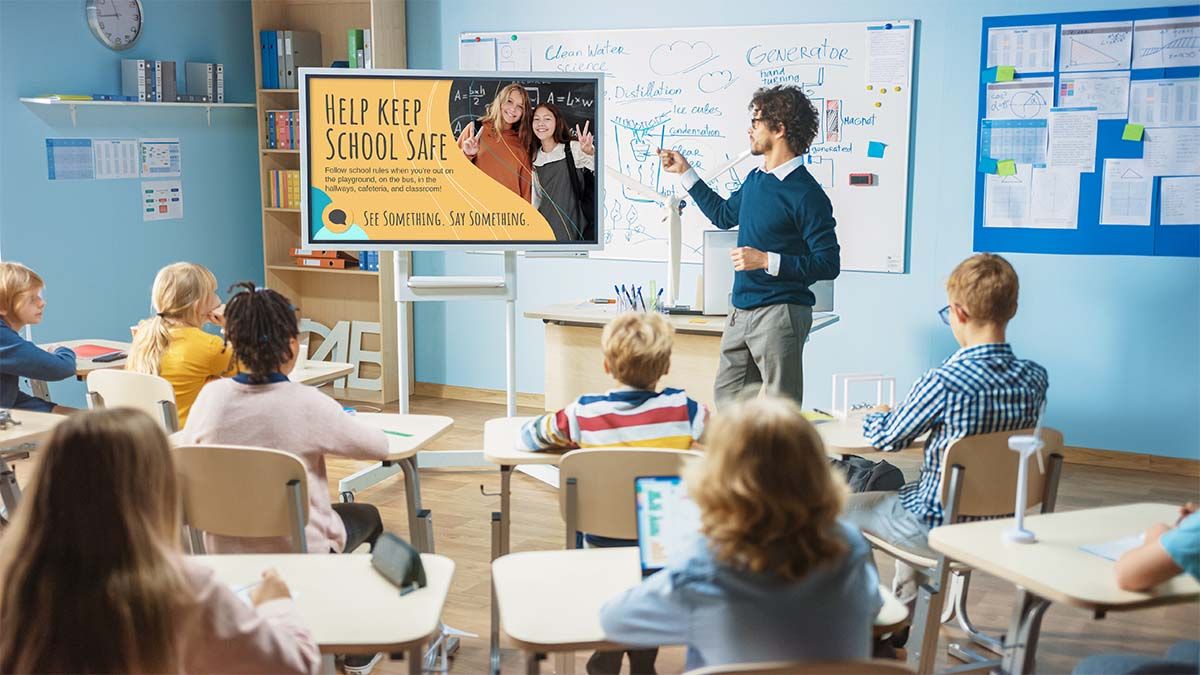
[531,103,595,241]
[0,262,76,413]
[178,282,389,556]
[519,311,707,452]
[456,83,534,201]
[0,408,320,674]
[844,253,1049,603]
[128,262,235,426]
[599,396,882,672]
[1073,502,1199,674]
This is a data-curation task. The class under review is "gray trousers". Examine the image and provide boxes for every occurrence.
[714,303,813,407]
[843,492,934,603]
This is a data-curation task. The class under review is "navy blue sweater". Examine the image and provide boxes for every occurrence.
[687,165,840,309]
[0,320,75,411]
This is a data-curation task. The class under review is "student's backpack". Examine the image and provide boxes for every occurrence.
[830,454,905,493]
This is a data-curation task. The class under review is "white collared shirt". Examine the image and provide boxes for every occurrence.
[679,155,806,276]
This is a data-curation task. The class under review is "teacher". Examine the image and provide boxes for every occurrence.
[658,85,840,407]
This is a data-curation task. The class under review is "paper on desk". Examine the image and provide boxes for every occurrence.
[1047,107,1098,173]
[1080,533,1144,562]
[1100,159,1152,226]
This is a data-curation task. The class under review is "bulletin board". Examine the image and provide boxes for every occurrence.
[973,6,1199,258]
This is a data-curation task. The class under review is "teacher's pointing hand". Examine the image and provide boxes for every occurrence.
[657,148,691,174]
[730,246,768,271]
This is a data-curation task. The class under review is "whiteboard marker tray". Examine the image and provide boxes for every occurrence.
[408,276,505,289]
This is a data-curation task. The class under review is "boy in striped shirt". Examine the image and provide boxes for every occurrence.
[844,253,1049,604]
[520,311,707,452]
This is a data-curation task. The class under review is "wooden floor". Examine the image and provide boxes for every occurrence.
[316,396,1200,675]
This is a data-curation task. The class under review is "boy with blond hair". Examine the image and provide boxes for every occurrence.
[844,253,1049,602]
[520,311,707,451]
[0,263,76,413]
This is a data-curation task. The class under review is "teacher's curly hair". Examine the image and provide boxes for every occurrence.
[750,85,820,156]
[223,281,299,384]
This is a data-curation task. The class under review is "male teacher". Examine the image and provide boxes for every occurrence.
[659,85,840,406]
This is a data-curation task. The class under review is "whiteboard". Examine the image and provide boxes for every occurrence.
[461,20,914,272]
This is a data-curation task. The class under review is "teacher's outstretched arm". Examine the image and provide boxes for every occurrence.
[658,148,743,230]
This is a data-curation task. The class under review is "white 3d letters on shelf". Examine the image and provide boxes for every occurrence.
[298,318,383,391]
[349,321,383,392]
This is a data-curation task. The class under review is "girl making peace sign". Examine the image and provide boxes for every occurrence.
[457,83,534,201]
[530,103,596,241]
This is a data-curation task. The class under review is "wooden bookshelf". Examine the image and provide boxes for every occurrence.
[251,0,406,405]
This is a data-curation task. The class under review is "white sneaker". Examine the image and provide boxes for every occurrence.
[342,652,384,675]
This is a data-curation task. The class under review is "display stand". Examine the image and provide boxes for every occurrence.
[336,250,516,498]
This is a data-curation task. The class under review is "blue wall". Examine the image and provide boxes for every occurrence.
[0,0,262,407]
[407,0,1200,459]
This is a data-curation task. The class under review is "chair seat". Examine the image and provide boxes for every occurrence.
[862,532,968,572]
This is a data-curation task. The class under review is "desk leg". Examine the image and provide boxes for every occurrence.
[408,645,423,675]
[490,512,502,675]
[0,458,21,518]
[500,465,513,556]
[525,651,544,675]
[1001,589,1050,675]
[399,457,427,552]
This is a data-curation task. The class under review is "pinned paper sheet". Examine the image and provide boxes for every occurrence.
[867,141,886,158]
[986,78,1053,120]
[1030,167,1080,229]
[1132,17,1200,69]
[997,159,1017,176]
[980,119,1048,166]
[1129,79,1200,127]
[1143,126,1200,176]
[1160,176,1200,225]
[1047,106,1098,173]
[1058,71,1130,119]
[1122,123,1144,141]
[984,163,1033,228]
[866,23,911,87]
[987,24,1056,71]
[1100,159,1151,226]
[1059,21,1133,72]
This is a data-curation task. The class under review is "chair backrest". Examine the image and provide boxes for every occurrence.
[86,369,179,432]
[684,659,915,675]
[938,427,1065,520]
[558,447,701,546]
[174,444,309,552]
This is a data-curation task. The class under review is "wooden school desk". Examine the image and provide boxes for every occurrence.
[492,547,908,674]
[526,304,840,411]
[195,553,455,675]
[0,409,65,514]
[336,412,454,553]
[928,503,1200,675]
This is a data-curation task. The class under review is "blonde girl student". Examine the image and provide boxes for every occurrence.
[178,282,390,556]
[457,82,534,201]
[128,262,234,426]
[0,408,320,674]
[0,262,76,413]
[599,396,882,672]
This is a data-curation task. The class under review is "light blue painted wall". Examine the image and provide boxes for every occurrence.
[0,0,262,408]
[407,0,1200,459]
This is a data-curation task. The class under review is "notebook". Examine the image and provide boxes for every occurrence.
[634,475,701,576]
[72,344,123,358]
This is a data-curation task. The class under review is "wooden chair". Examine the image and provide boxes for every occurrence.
[86,369,179,433]
[558,447,702,547]
[685,658,915,674]
[862,428,1064,674]
[174,444,309,553]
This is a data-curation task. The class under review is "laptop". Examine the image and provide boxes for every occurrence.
[634,476,702,576]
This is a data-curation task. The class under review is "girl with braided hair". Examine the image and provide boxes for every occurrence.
[177,281,389,557]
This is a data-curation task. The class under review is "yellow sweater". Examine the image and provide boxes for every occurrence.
[159,327,236,426]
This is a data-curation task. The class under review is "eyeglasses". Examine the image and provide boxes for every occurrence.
[938,305,951,325]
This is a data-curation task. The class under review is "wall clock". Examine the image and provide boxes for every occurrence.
[86,0,143,51]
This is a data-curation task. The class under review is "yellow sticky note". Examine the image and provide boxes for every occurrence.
[1122,123,1145,141]
[996,66,1016,81]
[997,159,1017,176]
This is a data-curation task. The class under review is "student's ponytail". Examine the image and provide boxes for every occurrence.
[127,263,218,376]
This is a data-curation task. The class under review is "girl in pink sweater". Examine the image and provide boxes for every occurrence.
[0,408,320,674]
[179,282,390,554]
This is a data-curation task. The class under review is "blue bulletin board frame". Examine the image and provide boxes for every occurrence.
[973,6,1200,258]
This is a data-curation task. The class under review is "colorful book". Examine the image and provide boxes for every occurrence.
[348,29,364,68]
